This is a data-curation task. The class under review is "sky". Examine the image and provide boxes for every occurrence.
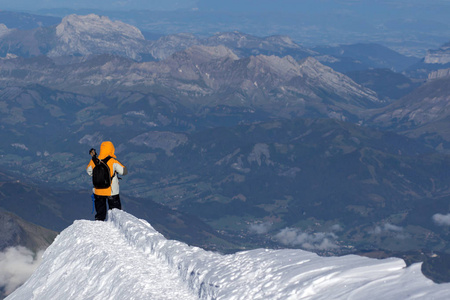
[7,210,450,299]
[0,0,448,14]
[1,0,449,56]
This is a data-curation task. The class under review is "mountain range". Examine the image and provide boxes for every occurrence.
[2,13,414,67]
[3,12,450,80]
[1,11,450,287]
[13,0,448,58]
[0,48,382,119]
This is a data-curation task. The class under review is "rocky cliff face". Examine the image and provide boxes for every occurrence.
[49,14,148,60]
[428,68,450,79]
[424,42,450,64]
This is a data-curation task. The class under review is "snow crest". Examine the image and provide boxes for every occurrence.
[7,210,450,299]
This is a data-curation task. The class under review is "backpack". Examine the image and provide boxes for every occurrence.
[92,156,114,189]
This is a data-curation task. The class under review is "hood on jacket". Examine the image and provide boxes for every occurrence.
[98,141,116,159]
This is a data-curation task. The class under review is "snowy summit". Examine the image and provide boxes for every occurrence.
[7,210,450,299]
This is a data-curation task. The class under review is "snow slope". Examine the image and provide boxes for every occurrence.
[7,210,450,300]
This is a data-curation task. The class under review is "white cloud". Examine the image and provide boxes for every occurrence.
[370,226,382,234]
[274,228,338,250]
[0,246,44,296]
[383,223,403,232]
[432,213,450,226]
[370,223,403,234]
[330,224,343,232]
[11,143,28,151]
[249,222,272,234]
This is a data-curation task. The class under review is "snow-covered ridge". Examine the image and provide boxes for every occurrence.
[8,210,450,299]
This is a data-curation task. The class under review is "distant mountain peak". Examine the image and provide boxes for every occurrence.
[187,44,239,61]
[211,31,248,39]
[265,35,299,47]
[50,14,146,59]
[207,31,312,54]
[0,23,11,38]
[170,45,239,66]
[56,14,144,40]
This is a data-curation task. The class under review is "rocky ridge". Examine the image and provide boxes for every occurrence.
[367,75,450,149]
[0,210,57,252]
[0,45,381,122]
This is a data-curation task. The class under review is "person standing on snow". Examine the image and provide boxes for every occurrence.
[86,141,128,221]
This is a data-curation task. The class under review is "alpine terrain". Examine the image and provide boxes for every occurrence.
[1,10,450,297]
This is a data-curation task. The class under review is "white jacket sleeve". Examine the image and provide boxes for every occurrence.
[113,162,127,176]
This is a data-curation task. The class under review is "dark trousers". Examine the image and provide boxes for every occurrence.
[94,194,122,221]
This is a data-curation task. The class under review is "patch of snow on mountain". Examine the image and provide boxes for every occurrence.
[7,210,450,300]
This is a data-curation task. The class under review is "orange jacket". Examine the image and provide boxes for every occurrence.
[86,141,127,196]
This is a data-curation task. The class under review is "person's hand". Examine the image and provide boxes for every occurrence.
[89,148,96,157]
